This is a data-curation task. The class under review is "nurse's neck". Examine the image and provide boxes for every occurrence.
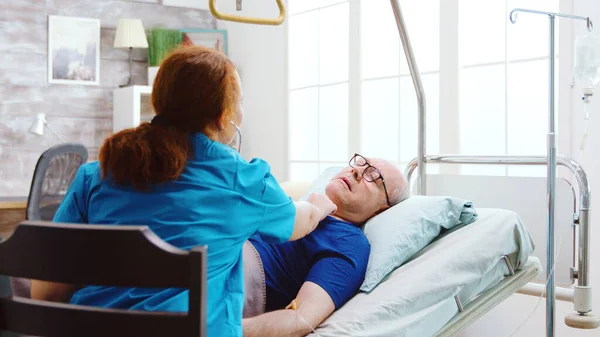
[202,125,227,144]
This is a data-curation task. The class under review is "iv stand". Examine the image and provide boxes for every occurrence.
[509,8,593,337]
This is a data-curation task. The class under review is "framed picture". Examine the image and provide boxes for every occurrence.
[48,15,100,85]
[180,29,228,55]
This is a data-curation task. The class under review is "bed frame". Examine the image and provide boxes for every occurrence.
[435,259,541,337]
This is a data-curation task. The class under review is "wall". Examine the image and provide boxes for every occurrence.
[0,0,214,196]
[216,0,289,181]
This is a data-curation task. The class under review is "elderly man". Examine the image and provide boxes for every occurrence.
[243,153,410,337]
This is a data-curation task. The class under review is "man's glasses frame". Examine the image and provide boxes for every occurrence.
[348,153,391,206]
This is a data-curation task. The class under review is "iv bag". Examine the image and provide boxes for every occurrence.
[574,34,600,89]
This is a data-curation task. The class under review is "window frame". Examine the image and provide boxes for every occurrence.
[286,0,574,181]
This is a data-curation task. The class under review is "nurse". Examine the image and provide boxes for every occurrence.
[30,46,336,337]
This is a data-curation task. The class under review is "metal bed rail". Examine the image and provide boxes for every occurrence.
[454,255,517,313]
[404,155,592,315]
[390,0,426,195]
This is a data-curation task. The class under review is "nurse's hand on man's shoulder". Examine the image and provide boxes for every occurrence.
[307,193,337,221]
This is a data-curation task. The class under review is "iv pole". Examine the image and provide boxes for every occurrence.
[509,8,593,337]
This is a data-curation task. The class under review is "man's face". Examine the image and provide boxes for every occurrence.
[325,155,403,224]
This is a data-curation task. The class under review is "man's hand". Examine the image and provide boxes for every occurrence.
[290,194,337,241]
[307,193,337,221]
[243,281,335,337]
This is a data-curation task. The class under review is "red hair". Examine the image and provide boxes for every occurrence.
[99,46,239,190]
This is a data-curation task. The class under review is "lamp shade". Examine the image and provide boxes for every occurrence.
[28,113,47,136]
[114,19,149,48]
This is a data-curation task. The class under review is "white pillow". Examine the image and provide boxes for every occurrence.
[361,195,478,292]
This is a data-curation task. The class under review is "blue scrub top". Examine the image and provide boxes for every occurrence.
[53,132,295,337]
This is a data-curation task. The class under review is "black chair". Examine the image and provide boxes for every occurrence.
[26,143,88,221]
[0,221,207,337]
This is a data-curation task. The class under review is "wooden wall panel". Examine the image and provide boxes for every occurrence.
[0,86,113,118]
[0,149,46,196]
[47,0,214,28]
[0,0,215,196]
[0,53,48,87]
[128,0,160,3]
[0,115,111,150]
[0,21,47,55]
[0,1,48,25]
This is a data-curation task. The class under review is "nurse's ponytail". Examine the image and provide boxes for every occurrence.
[99,46,240,191]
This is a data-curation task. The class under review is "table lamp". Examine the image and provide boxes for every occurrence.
[113,18,149,87]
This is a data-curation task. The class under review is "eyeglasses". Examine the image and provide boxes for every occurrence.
[228,121,242,153]
[349,153,391,206]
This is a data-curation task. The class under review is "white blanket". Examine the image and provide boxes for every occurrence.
[308,208,537,337]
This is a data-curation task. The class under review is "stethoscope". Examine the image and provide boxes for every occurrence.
[229,120,242,153]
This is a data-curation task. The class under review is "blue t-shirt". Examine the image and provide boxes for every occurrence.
[249,216,370,311]
[53,132,295,337]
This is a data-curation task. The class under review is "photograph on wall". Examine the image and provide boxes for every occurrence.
[180,29,228,55]
[48,15,100,85]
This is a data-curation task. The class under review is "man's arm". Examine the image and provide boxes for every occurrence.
[243,281,335,337]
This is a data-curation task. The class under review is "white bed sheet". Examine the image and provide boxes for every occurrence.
[307,208,539,337]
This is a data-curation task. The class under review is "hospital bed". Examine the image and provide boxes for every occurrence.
[279,160,589,337]
[292,159,586,336]
[211,0,599,335]
[282,177,542,337]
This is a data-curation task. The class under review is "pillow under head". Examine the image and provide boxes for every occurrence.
[361,195,478,292]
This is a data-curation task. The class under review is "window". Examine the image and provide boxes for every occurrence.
[459,0,558,176]
[288,1,350,179]
[361,0,440,173]
[288,0,563,181]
